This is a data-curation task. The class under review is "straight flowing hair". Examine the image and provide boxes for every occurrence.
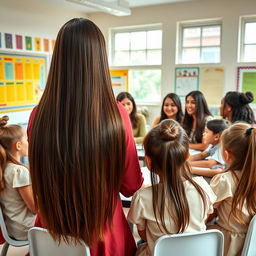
[29,18,126,246]
[143,119,206,233]
[0,116,26,193]
[221,123,256,224]
[159,93,183,123]
[182,91,212,143]
[116,92,139,128]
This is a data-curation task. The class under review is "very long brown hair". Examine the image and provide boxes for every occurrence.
[29,18,126,246]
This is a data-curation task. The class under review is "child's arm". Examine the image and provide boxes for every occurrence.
[138,229,147,241]
[189,143,209,151]
[191,167,224,178]
[189,151,210,161]
[190,159,218,168]
[17,185,37,214]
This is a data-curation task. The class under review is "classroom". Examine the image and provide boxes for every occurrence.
[0,0,256,255]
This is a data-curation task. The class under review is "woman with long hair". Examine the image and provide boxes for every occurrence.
[28,18,143,255]
[151,93,183,128]
[220,91,255,124]
[116,92,147,144]
[182,91,212,151]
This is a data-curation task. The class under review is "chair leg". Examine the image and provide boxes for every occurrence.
[1,243,9,256]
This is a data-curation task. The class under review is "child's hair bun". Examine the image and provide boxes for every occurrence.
[0,116,9,127]
[240,92,254,105]
[159,120,179,141]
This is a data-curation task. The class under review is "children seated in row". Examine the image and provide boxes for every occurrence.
[117,92,147,144]
[189,119,231,177]
[209,123,256,256]
[128,119,216,256]
[0,116,36,240]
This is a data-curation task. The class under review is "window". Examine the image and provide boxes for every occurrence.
[240,17,256,62]
[111,26,162,103]
[178,22,221,64]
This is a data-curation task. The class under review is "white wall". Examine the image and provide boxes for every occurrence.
[88,0,256,124]
[0,0,87,124]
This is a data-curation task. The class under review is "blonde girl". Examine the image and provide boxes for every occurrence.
[0,116,36,240]
[128,119,216,256]
[209,123,256,256]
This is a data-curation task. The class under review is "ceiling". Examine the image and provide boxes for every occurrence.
[38,0,193,14]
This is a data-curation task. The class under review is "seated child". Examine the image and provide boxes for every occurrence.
[189,119,230,177]
[0,116,36,240]
[208,123,256,256]
[128,119,216,256]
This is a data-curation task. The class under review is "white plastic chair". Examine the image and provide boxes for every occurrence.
[241,215,256,256]
[28,227,90,256]
[153,229,224,256]
[0,205,28,256]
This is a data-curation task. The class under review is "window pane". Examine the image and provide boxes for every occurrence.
[245,22,256,44]
[201,47,220,63]
[202,26,221,46]
[183,27,201,47]
[131,31,146,50]
[129,70,161,102]
[182,48,200,64]
[147,30,162,49]
[147,50,161,65]
[130,50,146,65]
[115,33,130,50]
[244,45,256,62]
[114,51,129,65]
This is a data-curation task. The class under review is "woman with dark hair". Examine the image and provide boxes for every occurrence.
[220,91,255,124]
[116,92,147,144]
[151,93,183,128]
[182,91,212,151]
[27,18,143,256]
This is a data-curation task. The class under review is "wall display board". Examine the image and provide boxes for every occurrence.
[0,53,46,113]
[110,70,128,97]
[200,67,224,105]
[175,67,199,98]
[237,66,256,104]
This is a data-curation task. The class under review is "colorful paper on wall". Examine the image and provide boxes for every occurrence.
[35,37,41,51]
[25,36,32,50]
[16,35,23,49]
[5,33,13,49]
[4,62,14,80]
[43,39,49,52]
[242,72,256,104]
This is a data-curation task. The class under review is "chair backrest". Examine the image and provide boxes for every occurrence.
[153,229,224,256]
[241,215,256,256]
[28,227,90,256]
[0,204,28,246]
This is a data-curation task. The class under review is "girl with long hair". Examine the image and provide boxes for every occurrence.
[28,18,143,255]
[209,123,256,256]
[182,91,212,151]
[0,116,36,240]
[220,91,255,124]
[116,92,147,144]
[151,93,183,128]
[128,119,216,255]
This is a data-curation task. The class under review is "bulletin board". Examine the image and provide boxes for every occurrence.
[110,70,128,97]
[237,66,256,105]
[0,53,46,113]
[200,67,225,105]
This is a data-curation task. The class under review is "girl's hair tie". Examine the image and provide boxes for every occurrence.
[245,127,254,136]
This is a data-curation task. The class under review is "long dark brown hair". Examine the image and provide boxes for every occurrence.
[143,119,206,233]
[0,116,26,193]
[182,91,212,143]
[221,123,256,224]
[29,18,126,246]
[116,92,139,128]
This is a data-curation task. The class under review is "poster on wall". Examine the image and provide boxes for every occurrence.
[175,67,199,97]
[110,70,128,97]
[237,66,256,105]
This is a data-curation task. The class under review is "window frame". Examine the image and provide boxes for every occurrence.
[239,16,256,63]
[177,19,222,64]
